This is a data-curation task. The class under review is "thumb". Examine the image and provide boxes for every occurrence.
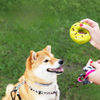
[86,59,92,66]
[90,61,100,69]
[81,24,93,33]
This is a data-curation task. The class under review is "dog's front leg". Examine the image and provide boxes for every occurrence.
[55,89,60,100]
[55,84,60,100]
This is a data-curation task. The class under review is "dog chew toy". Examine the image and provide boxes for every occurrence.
[78,66,95,85]
[70,22,91,44]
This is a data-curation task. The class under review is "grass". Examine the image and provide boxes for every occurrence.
[63,84,100,100]
[0,0,100,99]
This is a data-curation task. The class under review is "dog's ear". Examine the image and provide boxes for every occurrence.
[30,51,37,61]
[30,50,37,60]
[43,45,51,53]
[26,51,37,71]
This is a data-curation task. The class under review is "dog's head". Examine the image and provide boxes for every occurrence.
[25,45,64,82]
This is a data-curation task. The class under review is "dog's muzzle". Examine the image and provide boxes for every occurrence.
[47,60,64,74]
[58,60,64,65]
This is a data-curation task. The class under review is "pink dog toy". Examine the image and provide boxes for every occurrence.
[78,66,95,85]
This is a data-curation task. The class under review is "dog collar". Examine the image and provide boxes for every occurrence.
[29,85,57,95]
[11,80,56,100]
[26,81,57,95]
[35,82,53,87]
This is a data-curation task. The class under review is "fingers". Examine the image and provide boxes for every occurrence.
[86,59,92,66]
[90,61,100,69]
[80,18,98,28]
[81,18,93,24]
[80,24,93,33]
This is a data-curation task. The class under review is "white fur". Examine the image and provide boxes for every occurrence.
[33,60,60,82]
[32,60,60,100]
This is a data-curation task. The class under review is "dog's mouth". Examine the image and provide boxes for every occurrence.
[47,67,64,74]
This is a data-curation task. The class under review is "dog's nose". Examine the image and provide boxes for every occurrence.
[58,60,64,65]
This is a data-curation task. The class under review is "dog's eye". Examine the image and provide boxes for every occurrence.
[44,59,49,63]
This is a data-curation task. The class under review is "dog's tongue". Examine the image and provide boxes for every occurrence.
[51,67,64,72]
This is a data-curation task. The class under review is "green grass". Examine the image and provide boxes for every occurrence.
[63,84,100,100]
[1,0,100,100]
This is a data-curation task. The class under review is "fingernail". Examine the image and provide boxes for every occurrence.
[80,24,83,27]
[90,61,93,63]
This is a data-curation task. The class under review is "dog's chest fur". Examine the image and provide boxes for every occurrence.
[34,94,56,100]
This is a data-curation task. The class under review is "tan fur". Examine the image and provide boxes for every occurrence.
[2,45,63,100]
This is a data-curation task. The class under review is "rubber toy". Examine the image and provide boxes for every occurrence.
[70,22,91,44]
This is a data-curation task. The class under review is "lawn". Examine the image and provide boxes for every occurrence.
[0,0,100,100]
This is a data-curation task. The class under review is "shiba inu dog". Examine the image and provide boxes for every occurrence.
[2,45,64,100]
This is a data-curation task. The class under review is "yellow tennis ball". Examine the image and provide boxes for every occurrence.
[70,22,91,44]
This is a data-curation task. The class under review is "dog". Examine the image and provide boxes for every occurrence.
[2,45,64,100]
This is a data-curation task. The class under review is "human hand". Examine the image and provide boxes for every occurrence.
[80,18,100,50]
[86,59,100,85]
